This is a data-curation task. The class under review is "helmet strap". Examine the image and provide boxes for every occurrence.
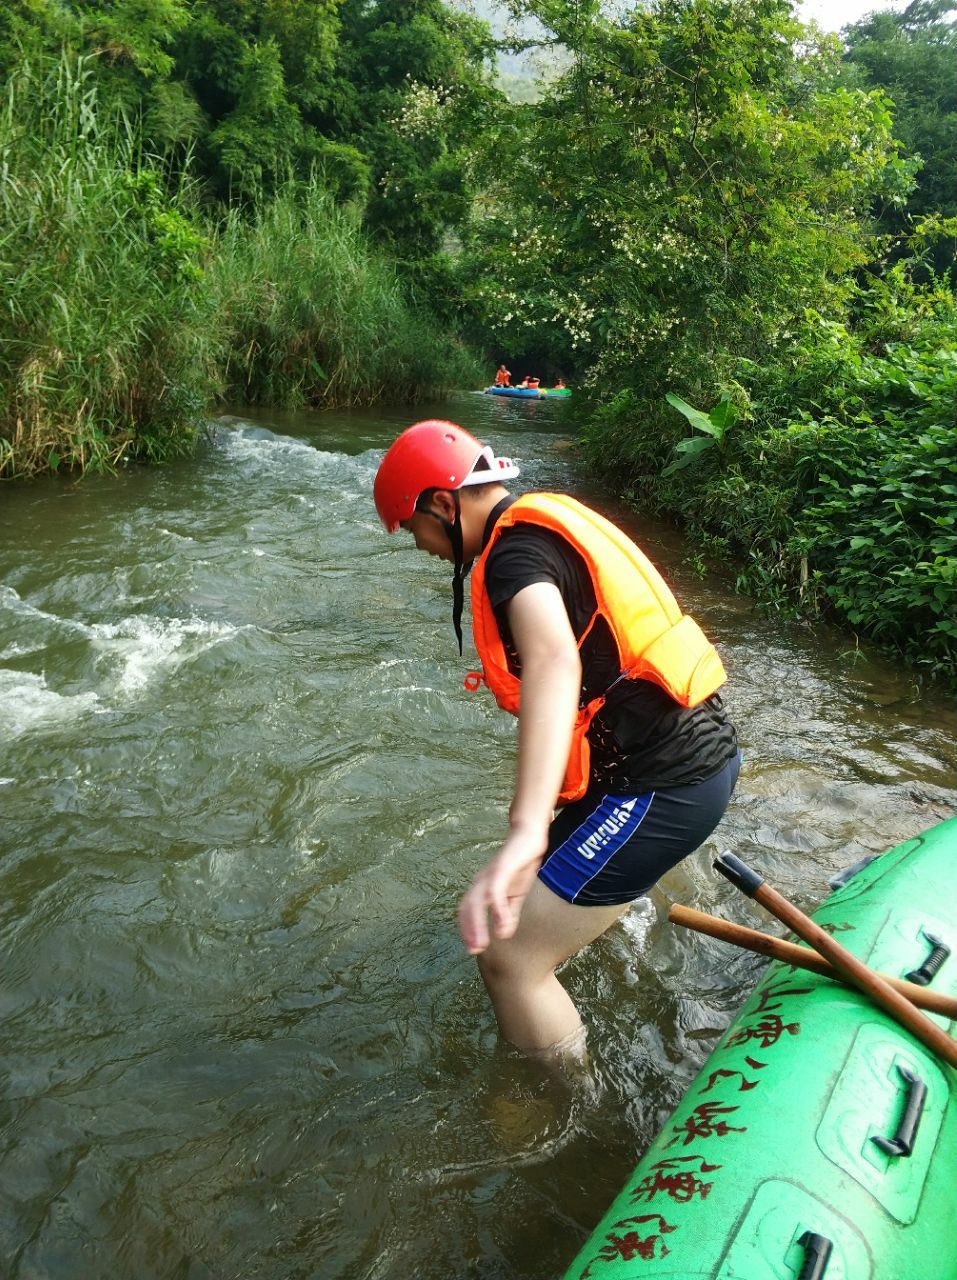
[448,490,472,656]
[416,491,472,655]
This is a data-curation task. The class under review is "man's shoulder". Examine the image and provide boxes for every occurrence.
[490,519,570,560]
[486,519,588,598]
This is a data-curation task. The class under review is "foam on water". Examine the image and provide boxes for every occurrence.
[618,896,656,948]
[221,425,340,476]
[0,642,40,660]
[89,615,243,695]
[219,424,384,509]
[2,583,245,707]
[0,669,99,741]
[0,584,95,639]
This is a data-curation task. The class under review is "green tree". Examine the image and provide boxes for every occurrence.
[1,1,502,262]
[840,0,957,270]
[60,0,193,129]
[1,1,204,153]
[461,0,914,394]
[172,0,343,197]
[0,1,71,75]
[205,37,303,196]
[328,0,501,264]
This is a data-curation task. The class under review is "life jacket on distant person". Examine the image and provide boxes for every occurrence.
[554,378,566,389]
[470,494,727,804]
[526,377,540,388]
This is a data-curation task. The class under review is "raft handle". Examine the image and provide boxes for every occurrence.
[905,931,951,987]
[871,1065,927,1157]
[796,1230,833,1280]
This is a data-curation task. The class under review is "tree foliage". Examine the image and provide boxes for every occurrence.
[0,0,499,258]
[461,0,915,394]
[840,0,957,267]
[325,0,501,261]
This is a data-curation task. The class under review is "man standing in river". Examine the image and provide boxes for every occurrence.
[373,420,739,1069]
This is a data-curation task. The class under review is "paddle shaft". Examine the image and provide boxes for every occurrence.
[669,904,957,1020]
[747,879,957,1069]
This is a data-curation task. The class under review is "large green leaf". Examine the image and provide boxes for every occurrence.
[662,435,715,476]
[709,397,738,434]
[666,392,724,440]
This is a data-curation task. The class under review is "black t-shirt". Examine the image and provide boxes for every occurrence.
[483,519,737,792]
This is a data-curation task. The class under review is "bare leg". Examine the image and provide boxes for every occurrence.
[476,878,628,1055]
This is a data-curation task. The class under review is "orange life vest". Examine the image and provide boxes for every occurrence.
[469,493,727,804]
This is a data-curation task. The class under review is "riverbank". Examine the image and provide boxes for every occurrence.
[0,57,482,482]
[579,271,957,688]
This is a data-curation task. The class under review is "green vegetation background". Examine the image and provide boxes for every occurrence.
[1,0,954,682]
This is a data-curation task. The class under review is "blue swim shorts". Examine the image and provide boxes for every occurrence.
[538,751,741,906]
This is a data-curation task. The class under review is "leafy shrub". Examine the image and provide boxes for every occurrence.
[582,260,957,684]
[0,52,483,478]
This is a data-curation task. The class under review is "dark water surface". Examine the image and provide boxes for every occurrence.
[1,393,955,1279]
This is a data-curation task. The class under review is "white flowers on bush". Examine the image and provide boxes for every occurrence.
[389,81,455,139]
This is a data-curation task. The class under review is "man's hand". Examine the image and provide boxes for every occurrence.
[457,822,549,954]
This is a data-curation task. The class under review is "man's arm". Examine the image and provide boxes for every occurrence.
[457,582,581,953]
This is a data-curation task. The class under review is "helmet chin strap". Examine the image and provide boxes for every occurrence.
[448,491,474,657]
[417,491,473,655]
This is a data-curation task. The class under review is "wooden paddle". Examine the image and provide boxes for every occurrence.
[713,852,957,1070]
[669,903,957,1020]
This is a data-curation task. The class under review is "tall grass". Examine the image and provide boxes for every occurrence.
[0,56,216,478]
[0,54,483,480]
[209,183,483,409]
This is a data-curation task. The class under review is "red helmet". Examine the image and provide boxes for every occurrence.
[374,420,519,532]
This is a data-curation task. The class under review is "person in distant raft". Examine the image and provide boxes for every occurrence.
[494,364,511,387]
[373,421,739,1070]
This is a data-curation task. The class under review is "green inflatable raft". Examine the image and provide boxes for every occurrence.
[564,816,957,1280]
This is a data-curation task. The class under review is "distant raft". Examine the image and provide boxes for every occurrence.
[483,385,547,399]
[546,387,573,396]
[564,816,957,1280]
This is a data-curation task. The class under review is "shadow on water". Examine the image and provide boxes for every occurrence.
[0,391,954,1278]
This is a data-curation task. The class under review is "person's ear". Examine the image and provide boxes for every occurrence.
[430,489,457,521]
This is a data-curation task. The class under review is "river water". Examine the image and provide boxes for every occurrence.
[1,393,954,1280]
